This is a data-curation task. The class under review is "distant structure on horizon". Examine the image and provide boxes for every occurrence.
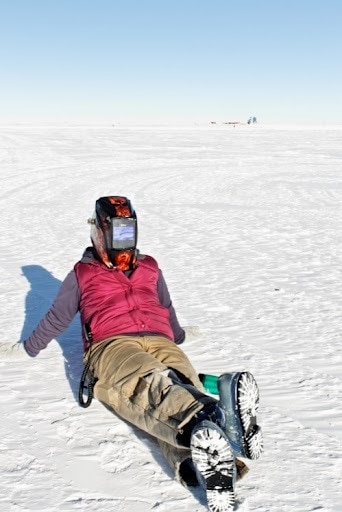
[210,117,258,126]
[247,116,257,124]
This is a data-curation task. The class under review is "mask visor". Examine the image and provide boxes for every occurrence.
[111,217,137,250]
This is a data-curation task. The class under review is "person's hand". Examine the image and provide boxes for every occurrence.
[0,342,30,360]
[183,325,202,341]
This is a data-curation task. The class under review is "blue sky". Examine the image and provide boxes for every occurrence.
[1,0,341,124]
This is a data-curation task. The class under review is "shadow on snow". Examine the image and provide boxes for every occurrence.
[20,264,83,401]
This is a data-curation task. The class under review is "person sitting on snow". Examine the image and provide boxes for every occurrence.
[0,196,263,512]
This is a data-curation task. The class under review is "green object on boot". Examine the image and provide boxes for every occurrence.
[198,373,219,395]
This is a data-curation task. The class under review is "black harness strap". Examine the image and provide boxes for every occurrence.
[78,323,97,408]
[78,359,96,408]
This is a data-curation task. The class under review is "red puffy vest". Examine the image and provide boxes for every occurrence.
[74,255,174,350]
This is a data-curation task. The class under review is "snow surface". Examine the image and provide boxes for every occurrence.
[1,123,342,512]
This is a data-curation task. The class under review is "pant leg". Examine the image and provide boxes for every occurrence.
[143,335,205,391]
[86,335,215,448]
[157,439,195,487]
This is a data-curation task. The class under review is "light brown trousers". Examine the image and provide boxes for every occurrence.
[84,335,214,480]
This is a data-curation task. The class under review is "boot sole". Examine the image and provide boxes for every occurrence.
[190,420,236,512]
[219,372,263,460]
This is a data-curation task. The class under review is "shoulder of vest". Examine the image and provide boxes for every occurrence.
[136,254,159,270]
[74,258,104,275]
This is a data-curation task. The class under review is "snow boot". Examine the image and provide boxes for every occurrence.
[218,372,263,460]
[190,420,236,512]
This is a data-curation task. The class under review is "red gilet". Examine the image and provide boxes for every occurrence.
[74,255,174,350]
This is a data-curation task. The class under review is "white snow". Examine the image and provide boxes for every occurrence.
[1,123,342,512]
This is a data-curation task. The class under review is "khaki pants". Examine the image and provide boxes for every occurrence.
[84,335,215,482]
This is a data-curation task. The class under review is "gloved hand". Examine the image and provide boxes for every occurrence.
[183,325,202,341]
[0,342,30,360]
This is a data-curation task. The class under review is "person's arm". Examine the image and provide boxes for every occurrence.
[157,270,185,344]
[23,270,80,357]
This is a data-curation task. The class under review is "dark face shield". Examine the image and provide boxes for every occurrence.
[111,217,137,250]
